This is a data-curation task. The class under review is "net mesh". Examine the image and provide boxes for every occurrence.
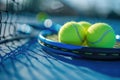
[0,1,60,80]
[0,0,23,60]
[0,1,45,79]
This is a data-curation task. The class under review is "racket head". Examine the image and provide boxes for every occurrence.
[38,29,120,60]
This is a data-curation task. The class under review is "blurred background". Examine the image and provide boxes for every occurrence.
[1,0,120,18]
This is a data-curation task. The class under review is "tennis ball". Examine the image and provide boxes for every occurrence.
[78,21,92,34]
[78,21,92,46]
[86,23,116,48]
[58,21,85,46]
[36,12,48,22]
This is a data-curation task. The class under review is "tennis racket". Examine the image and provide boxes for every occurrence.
[38,23,120,60]
[3,18,120,60]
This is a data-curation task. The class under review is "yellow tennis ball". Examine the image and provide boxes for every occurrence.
[86,23,116,48]
[78,21,92,46]
[58,21,85,46]
[78,21,92,34]
[36,12,48,22]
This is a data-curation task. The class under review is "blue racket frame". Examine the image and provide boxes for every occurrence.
[38,29,120,60]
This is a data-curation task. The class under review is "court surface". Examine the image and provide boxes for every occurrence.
[0,15,120,80]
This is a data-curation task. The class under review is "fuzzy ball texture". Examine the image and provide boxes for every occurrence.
[78,21,92,46]
[58,21,85,46]
[86,23,116,48]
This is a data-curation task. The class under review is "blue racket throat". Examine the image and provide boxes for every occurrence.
[38,29,120,60]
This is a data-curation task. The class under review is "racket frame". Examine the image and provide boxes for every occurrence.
[38,29,120,59]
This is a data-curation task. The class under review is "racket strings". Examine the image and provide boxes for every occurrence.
[40,41,102,56]
[46,34,120,48]
[39,34,120,58]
